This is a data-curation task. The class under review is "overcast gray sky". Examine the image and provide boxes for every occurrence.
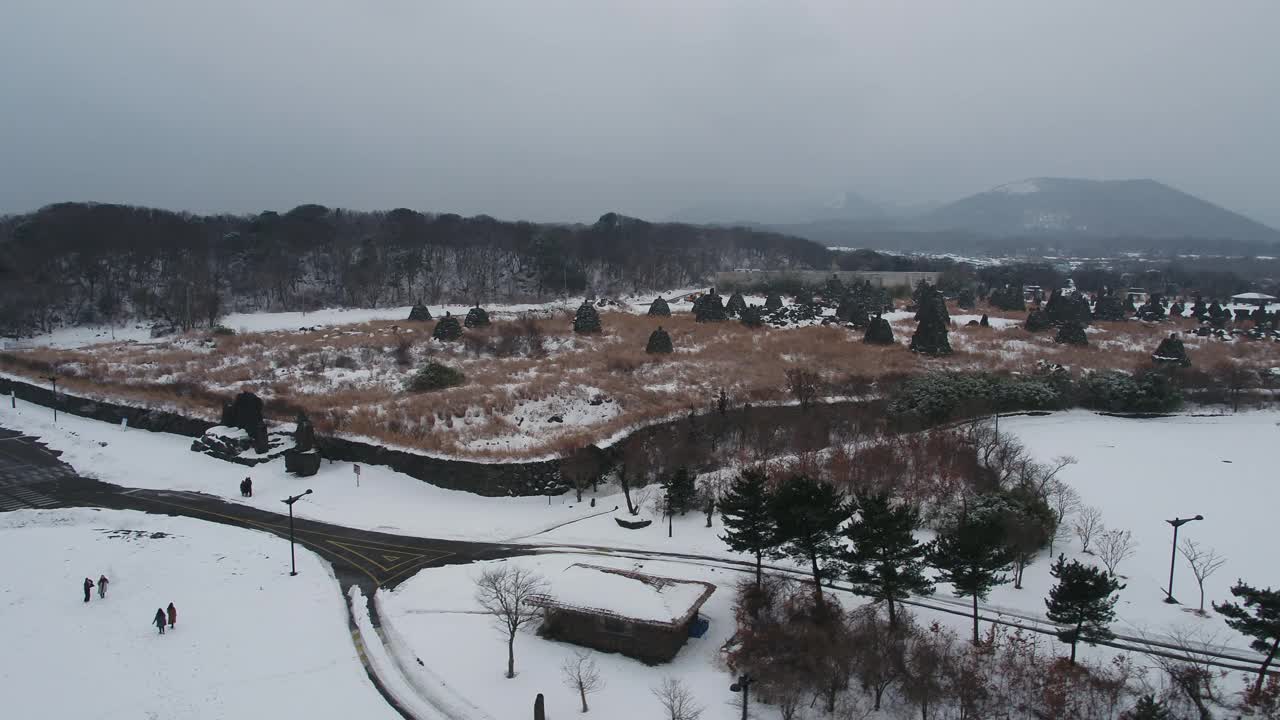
[2,0,1277,225]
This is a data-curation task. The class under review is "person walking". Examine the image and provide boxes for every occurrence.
[239,478,248,497]
[153,608,166,635]
[167,602,177,630]
[97,575,109,599]
[83,577,94,603]
[244,478,252,497]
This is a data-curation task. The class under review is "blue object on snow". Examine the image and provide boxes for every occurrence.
[688,615,710,638]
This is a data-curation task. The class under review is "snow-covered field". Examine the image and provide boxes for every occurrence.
[0,508,396,720]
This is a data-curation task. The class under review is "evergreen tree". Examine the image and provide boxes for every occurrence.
[648,296,671,317]
[739,305,764,328]
[837,292,871,327]
[990,284,1027,311]
[863,314,895,345]
[572,302,602,334]
[793,287,815,307]
[1214,581,1280,692]
[1054,321,1088,346]
[408,302,433,322]
[1169,300,1185,317]
[645,326,673,354]
[1044,554,1124,663]
[719,468,776,588]
[770,474,847,603]
[1190,296,1208,320]
[432,312,463,341]
[979,313,990,328]
[1025,309,1051,332]
[725,291,747,317]
[662,466,697,519]
[1124,695,1171,720]
[692,289,727,322]
[957,287,976,309]
[764,292,783,312]
[909,284,951,356]
[1093,292,1127,322]
[929,514,1016,644]
[464,305,490,328]
[1151,333,1190,367]
[842,492,934,627]
[823,274,846,303]
[1137,294,1167,322]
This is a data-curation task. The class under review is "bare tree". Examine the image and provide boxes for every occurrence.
[561,650,604,713]
[1073,505,1104,555]
[1098,528,1137,577]
[1046,479,1081,556]
[652,677,703,720]
[474,564,548,679]
[1139,626,1224,720]
[784,368,819,411]
[1179,540,1227,615]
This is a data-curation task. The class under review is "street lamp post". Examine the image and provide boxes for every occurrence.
[41,375,57,422]
[1164,514,1203,604]
[729,673,752,720]
[282,489,313,576]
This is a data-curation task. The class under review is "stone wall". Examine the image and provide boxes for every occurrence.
[715,269,941,290]
[0,376,217,437]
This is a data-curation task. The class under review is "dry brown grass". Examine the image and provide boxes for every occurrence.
[5,300,1278,459]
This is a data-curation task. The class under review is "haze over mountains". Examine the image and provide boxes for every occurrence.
[677,178,1280,250]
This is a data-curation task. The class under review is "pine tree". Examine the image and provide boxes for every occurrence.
[664,466,696,514]
[648,296,671,317]
[843,492,934,627]
[990,284,1026,311]
[693,289,727,322]
[740,305,764,328]
[1214,581,1280,692]
[764,292,783,312]
[725,291,747,317]
[408,302,433,322]
[929,515,1016,644]
[1025,309,1051,332]
[793,287,815,307]
[719,468,776,588]
[1054,321,1088,346]
[572,302,602,334]
[645,326,673,354]
[432,312,463,341]
[1093,292,1127,322]
[1151,333,1190,367]
[769,474,847,603]
[464,305,491,328]
[910,284,951,356]
[957,288,976,309]
[1044,555,1124,663]
[863,314,895,345]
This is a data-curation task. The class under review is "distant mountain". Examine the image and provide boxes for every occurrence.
[668,191,887,226]
[917,178,1280,244]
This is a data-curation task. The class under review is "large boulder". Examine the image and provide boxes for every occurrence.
[645,326,673,354]
[432,312,463,341]
[221,391,264,433]
[284,449,321,477]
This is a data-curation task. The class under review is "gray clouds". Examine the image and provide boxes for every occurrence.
[2,0,1277,223]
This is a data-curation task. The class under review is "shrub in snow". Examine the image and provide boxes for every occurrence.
[1025,309,1051,332]
[1091,292,1126,322]
[645,326,673,354]
[211,325,235,336]
[725,291,747,317]
[572,302,602,334]
[837,289,874,328]
[863,314,895,345]
[792,287,815,307]
[980,313,990,327]
[989,284,1026,311]
[1152,333,1191,367]
[647,296,671,317]
[692,289,727,322]
[909,285,951,356]
[432,312,463,341]
[764,292,783,312]
[888,372,1068,426]
[1054,321,1088,346]
[1137,295,1166,322]
[407,303,433,322]
[739,305,764,328]
[957,287,976,309]
[464,305,490,328]
[405,361,465,392]
[1078,370,1181,413]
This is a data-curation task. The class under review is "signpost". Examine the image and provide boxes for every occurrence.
[354,464,361,487]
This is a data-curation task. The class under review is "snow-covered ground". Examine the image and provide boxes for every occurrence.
[0,508,397,720]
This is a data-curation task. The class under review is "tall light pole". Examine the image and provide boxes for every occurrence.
[1164,514,1203,604]
[282,489,313,576]
[41,375,57,422]
[729,673,752,720]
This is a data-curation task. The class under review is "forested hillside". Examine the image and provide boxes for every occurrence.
[0,203,829,336]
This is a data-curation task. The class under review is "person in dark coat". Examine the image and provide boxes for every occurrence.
[239,478,247,497]
[245,478,252,497]
[83,577,94,603]
[167,602,177,629]
[153,608,166,634]
[98,575,109,599]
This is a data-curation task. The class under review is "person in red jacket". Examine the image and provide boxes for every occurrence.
[167,602,177,629]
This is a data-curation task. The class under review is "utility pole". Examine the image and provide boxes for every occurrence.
[41,375,57,422]
[730,674,752,720]
[1164,515,1204,603]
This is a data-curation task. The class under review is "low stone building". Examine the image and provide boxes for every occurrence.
[531,564,715,664]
